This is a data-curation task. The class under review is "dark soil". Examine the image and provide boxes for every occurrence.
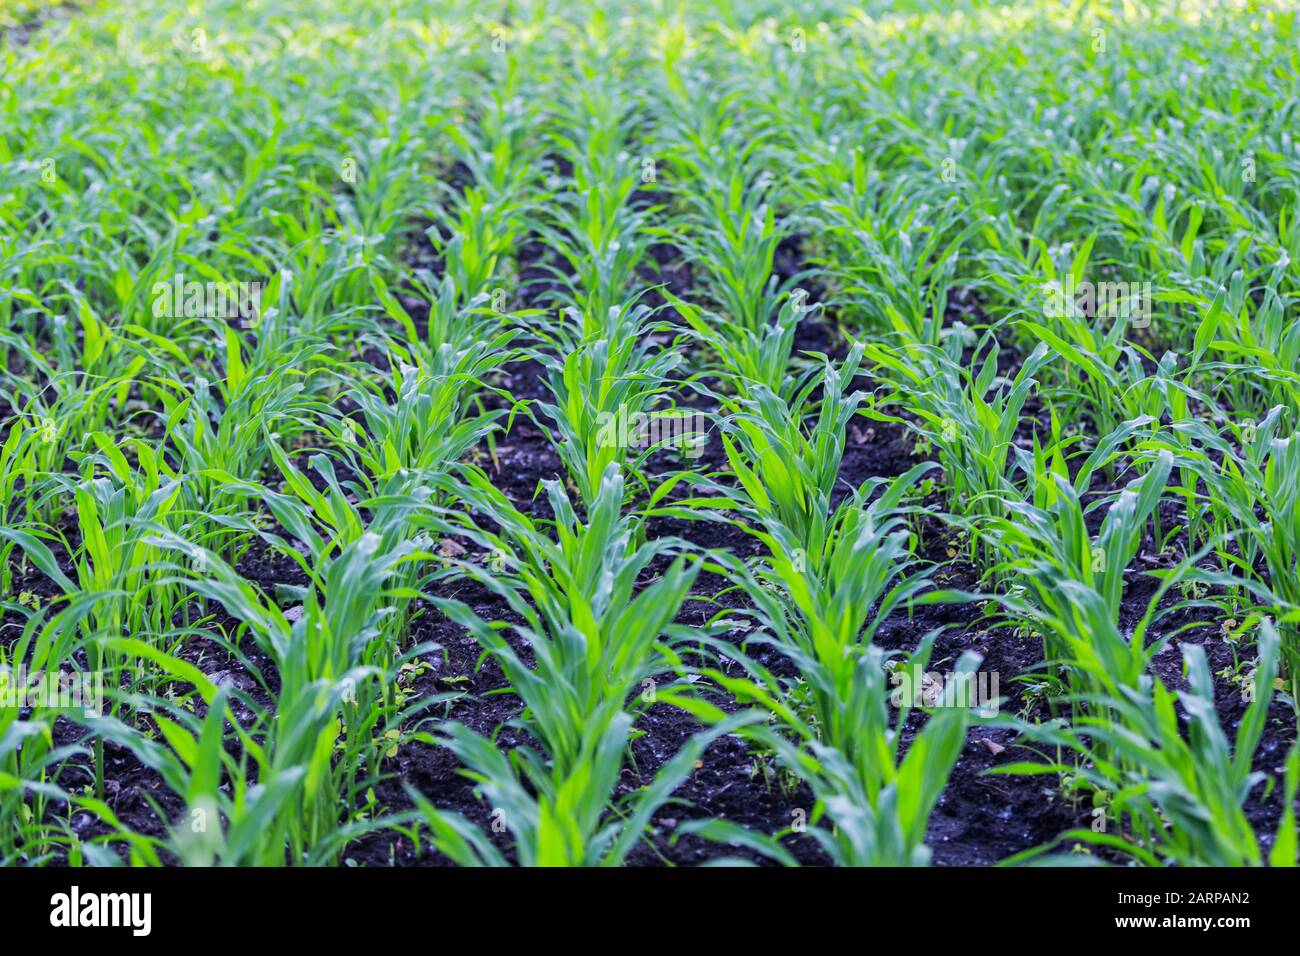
[8,228,1295,867]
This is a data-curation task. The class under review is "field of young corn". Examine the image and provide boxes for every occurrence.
[2,0,1298,871]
